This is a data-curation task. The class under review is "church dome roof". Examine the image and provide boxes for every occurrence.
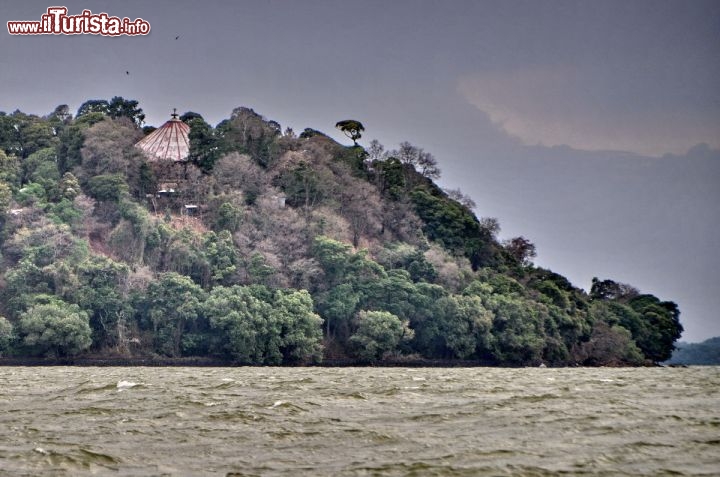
[135,111,190,162]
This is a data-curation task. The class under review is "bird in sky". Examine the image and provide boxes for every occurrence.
[175,36,180,40]
[126,71,130,75]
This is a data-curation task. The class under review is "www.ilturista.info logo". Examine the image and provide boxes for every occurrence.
[7,7,150,36]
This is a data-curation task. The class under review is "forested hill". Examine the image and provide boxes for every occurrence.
[0,98,683,365]
[665,338,720,365]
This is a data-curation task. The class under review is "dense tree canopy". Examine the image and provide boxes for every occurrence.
[0,100,683,365]
[77,97,145,127]
[666,337,720,365]
[349,310,413,361]
[16,299,92,357]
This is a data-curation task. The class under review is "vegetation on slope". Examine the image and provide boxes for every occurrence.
[665,337,720,365]
[0,99,683,365]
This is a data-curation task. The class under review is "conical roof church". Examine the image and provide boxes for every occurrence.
[135,110,190,162]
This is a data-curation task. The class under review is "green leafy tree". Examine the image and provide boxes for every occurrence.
[472,272,525,297]
[2,218,86,268]
[14,182,48,208]
[349,310,413,361]
[87,174,129,202]
[215,202,242,232]
[245,253,277,286]
[535,280,570,309]
[372,157,405,199]
[410,187,500,269]
[0,316,13,356]
[277,157,330,209]
[589,281,683,362]
[360,269,419,321]
[376,243,437,283]
[58,172,81,200]
[590,277,639,301]
[22,147,56,184]
[1,218,89,318]
[205,285,274,363]
[482,293,546,365]
[0,149,20,187]
[312,236,356,286]
[335,120,365,146]
[204,230,238,284]
[217,107,281,167]
[271,289,324,363]
[76,97,145,127]
[316,283,361,338]
[0,181,12,215]
[56,112,106,173]
[420,295,493,359]
[107,96,145,127]
[187,117,221,172]
[142,273,206,357]
[628,295,683,362]
[2,263,51,313]
[77,100,110,118]
[299,128,329,140]
[72,256,131,350]
[16,299,92,357]
[7,112,57,159]
[205,285,322,364]
[0,113,21,156]
[49,104,72,123]
[179,111,204,123]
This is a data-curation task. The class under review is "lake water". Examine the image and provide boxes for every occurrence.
[0,366,718,476]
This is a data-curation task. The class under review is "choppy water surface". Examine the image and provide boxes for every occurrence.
[0,366,718,476]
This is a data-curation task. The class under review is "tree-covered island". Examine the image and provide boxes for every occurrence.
[0,99,683,366]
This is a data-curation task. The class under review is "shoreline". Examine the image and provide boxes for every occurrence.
[0,356,506,368]
[0,357,655,367]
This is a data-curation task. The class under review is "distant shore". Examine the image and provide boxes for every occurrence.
[0,356,509,368]
[0,357,654,367]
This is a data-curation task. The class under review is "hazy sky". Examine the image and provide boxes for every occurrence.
[2,0,719,342]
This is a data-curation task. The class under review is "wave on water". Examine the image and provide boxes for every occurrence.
[266,400,309,414]
[116,380,142,391]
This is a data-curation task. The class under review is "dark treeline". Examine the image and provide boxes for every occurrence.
[665,338,720,365]
[0,99,683,365]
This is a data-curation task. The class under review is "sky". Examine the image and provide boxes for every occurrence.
[2,0,719,342]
